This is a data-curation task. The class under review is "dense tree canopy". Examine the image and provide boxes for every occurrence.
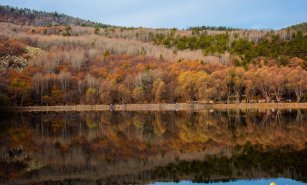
[0,51,306,106]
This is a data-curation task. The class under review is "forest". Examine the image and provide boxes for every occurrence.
[0,6,306,106]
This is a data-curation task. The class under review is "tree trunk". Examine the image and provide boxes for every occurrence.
[235,92,240,104]
[295,87,301,103]
[273,86,283,102]
[21,93,24,107]
[259,85,271,103]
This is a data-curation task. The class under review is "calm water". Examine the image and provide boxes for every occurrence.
[151,178,306,184]
[0,109,306,185]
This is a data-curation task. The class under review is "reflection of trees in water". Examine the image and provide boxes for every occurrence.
[0,109,306,184]
[144,144,307,184]
[2,109,306,147]
[275,109,283,125]
[8,144,306,185]
[260,109,273,127]
[237,109,304,128]
[2,109,305,144]
[296,109,303,125]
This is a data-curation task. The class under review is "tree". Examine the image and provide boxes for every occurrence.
[141,65,154,102]
[50,85,64,105]
[86,87,98,104]
[176,72,196,101]
[63,26,72,36]
[132,86,145,103]
[271,66,287,102]
[254,67,274,102]
[152,78,166,103]
[117,84,131,103]
[58,71,71,103]
[207,70,228,102]
[244,68,258,102]
[70,51,85,69]
[8,76,31,106]
[32,73,45,104]
[176,71,208,101]
[99,81,112,104]
[230,39,254,65]
[85,74,100,89]
[286,66,307,102]
[94,26,100,35]
[230,67,245,103]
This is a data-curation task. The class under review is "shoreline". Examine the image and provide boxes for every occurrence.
[2,103,307,112]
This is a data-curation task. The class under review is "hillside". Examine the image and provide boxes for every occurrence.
[284,22,307,32]
[0,5,110,27]
[0,5,306,106]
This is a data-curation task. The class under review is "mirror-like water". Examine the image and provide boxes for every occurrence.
[151,178,306,184]
[0,109,306,185]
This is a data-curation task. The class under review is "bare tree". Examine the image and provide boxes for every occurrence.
[286,67,307,102]
[58,71,71,103]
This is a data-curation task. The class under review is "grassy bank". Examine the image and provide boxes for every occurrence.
[213,103,307,109]
[3,103,307,112]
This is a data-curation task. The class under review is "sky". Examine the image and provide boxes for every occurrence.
[0,0,306,29]
[149,178,305,184]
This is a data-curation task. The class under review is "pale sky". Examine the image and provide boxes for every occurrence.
[1,0,306,29]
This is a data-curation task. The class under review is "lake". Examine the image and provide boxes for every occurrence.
[0,109,306,185]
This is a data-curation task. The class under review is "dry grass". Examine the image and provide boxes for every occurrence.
[0,23,213,62]
[0,22,295,64]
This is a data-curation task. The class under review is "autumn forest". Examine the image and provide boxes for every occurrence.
[1,3,307,185]
[0,6,306,106]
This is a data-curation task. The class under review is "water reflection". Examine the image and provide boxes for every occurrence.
[0,109,306,184]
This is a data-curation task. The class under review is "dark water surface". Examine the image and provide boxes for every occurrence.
[0,109,306,185]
